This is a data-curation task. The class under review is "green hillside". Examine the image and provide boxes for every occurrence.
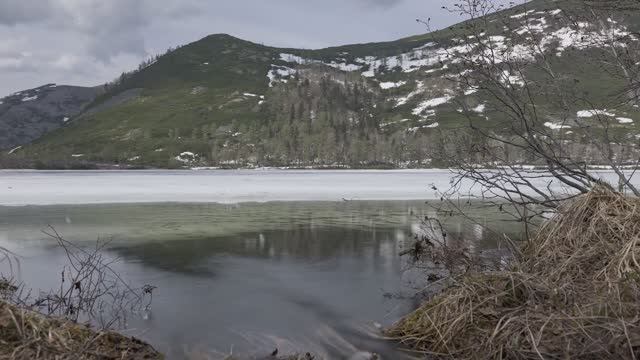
[11,0,640,169]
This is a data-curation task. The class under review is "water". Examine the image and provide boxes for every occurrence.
[0,199,520,359]
[0,169,613,358]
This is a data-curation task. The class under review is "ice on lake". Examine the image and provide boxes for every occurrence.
[0,169,637,206]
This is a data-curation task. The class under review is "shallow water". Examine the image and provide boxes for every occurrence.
[0,200,520,359]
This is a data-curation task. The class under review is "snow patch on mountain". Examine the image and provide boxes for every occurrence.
[267,65,297,87]
[175,152,198,163]
[279,42,451,78]
[380,118,411,128]
[577,109,616,118]
[425,67,444,74]
[395,81,425,107]
[515,16,549,35]
[357,48,448,77]
[408,121,439,132]
[500,71,526,87]
[464,87,479,95]
[511,10,535,19]
[280,53,306,64]
[544,122,571,130]
[413,95,453,115]
[379,81,407,89]
[279,53,362,72]
[472,104,486,113]
[419,109,437,119]
[541,21,633,57]
[276,18,633,82]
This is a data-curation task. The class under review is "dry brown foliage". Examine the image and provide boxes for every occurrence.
[0,300,162,359]
[387,188,640,359]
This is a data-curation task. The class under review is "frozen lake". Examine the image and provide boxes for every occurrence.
[1,169,637,206]
[0,169,452,205]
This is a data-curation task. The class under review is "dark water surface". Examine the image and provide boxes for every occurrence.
[0,201,519,359]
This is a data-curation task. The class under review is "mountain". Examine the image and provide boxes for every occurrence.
[5,0,640,169]
[0,84,101,151]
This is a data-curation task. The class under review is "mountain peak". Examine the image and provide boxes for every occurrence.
[204,33,239,40]
[199,33,262,47]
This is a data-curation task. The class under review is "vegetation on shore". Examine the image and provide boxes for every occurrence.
[387,187,640,359]
[0,229,162,359]
[0,300,162,359]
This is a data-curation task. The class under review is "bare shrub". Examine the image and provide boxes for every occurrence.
[0,227,155,332]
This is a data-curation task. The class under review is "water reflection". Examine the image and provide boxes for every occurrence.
[106,226,409,278]
[0,201,521,359]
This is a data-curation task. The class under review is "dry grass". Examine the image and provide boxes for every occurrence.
[387,187,640,359]
[0,300,162,359]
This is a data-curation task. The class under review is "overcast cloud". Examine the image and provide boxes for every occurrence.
[0,0,518,96]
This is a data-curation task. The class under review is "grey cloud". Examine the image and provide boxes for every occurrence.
[360,0,405,8]
[0,46,26,59]
[0,0,53,25]
[158,2,206,18]
[0,55,38,73]
[50,0,151,61]
[0,0,165,61]
[0,0,519,96]
[77,1,149,60]
[87,32,146,61]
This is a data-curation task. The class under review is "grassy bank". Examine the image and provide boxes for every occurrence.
[0,300,162,359]
[387,188,640,359]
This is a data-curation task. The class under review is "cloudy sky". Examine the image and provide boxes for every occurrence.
[0,0,518,96]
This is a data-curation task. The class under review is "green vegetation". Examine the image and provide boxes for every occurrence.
[12,0,640,169]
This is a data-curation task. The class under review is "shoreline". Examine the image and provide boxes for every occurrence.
[2,164,639,171]
[2,165,640,173]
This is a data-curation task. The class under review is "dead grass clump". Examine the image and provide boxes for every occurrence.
[522,187,640,284]
[388,188,640,359]
[0,300,162,359]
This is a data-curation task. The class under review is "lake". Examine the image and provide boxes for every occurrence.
[1,168,633,206]
[0,169,631,359]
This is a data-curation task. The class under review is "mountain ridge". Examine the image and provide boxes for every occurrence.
[3,0,639,169]
[0,84,102,152]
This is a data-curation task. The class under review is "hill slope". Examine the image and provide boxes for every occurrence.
[8,0,640,168]
[0,84,101,151]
